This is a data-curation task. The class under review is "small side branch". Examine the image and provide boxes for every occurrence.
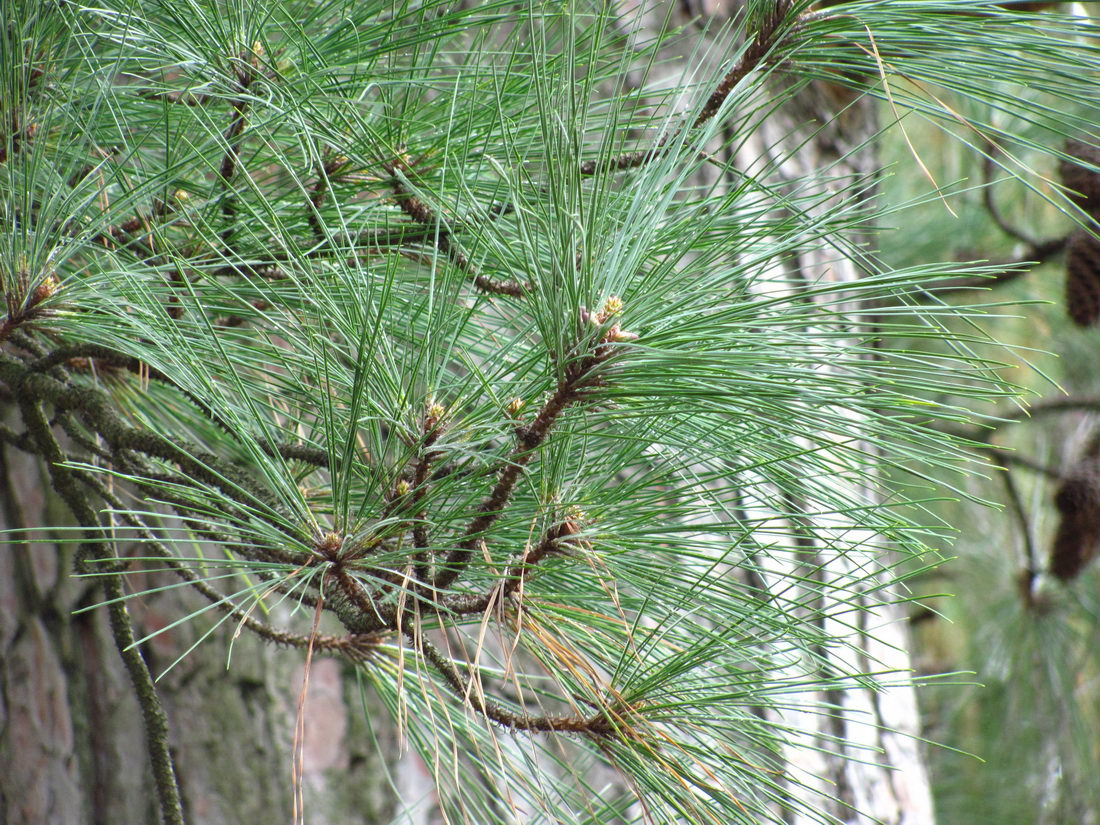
[1,274,59,345]
[434,309,632,591]
[444,515,583,615]
[913,236,1068,300]
[218,49,262,244]
[384,161,526,296]
[983,154,1042,247]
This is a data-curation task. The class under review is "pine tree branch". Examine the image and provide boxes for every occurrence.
[990,451,1040,583]
[983,154,1042,247]
[77,473,348,648]
[1,275,58,345]
[409,405,446,586]
[218,50,262,245]
[443,516,583,615]
[432,321,627,592]
[911,235,1068,300]
[306,152,348,245]
[3,355,297,542]
[973,396,1100,434]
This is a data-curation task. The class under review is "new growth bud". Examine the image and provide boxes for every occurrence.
[316,531,343,558]
[554,505,591,554]
[31,274,61,306]
[560,505,588,536]
[506,397,526,418]
[424,401,446,432]
[606,323,638,343]
[597,295,623,323]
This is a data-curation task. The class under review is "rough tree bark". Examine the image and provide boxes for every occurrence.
[0,441,402,824]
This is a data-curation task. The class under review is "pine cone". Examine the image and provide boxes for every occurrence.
[1050,456,1100,581]
[1065,230,1100,326]
[1060,139,1100,215]
[1049,514,1100,581]
[1054,458,1100,514]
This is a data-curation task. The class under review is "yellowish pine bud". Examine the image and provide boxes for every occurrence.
[564,504,587,522]
[31,273,61,305]
[599,295,623,321]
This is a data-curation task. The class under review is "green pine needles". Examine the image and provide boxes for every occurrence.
[2,0,1098,822]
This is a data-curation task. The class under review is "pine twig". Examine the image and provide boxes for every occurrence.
[19,399,184,825]
[434,309,634,591]
[443,514,584,615]
[409,629,615,735]
[383,160,527,296]
[912,236,1068,299]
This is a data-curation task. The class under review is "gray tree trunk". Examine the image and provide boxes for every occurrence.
[743,63,937,825]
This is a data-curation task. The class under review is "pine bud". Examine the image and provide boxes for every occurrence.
[30,273,60,306]
[317,531,343,557]
[606,323,638,342]
[598,295,623,322]
[560,505,587,536]
[554,505,591,554]
[394,479,411,497]
[506,397,526,418]
[424,401,446,432]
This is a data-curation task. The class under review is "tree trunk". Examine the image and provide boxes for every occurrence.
[744,69,936,825]
[0,442,401,825]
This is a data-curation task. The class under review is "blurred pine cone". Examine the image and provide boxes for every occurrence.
[1065,230,1100,326]
[1050,456,1100,581]
[1060,139,1100,215]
